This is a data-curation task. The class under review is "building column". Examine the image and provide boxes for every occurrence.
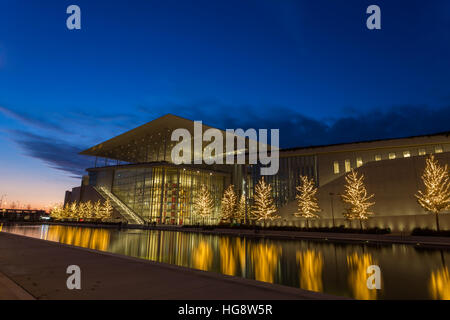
[159,168,166,224]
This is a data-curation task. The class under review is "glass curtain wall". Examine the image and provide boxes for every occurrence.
[111,166,226,225]
[250,155,318,208]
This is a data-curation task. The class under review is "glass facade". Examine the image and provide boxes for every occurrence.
[344,159,351,172]
[333,161,340,174]
[356,157,363,167]
[103,166,227,225]
[251,155,317,208]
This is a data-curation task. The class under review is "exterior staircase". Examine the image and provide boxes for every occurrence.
[95,186,145,225]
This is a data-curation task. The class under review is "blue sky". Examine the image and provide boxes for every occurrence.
[0,0,449,207]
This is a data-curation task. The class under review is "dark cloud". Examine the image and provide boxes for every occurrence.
[140,101,450,148]
[9,130,93,177]
[0,106,66,133]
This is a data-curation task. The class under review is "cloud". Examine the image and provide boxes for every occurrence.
[8,130,93,177]
[139,101,450,148]
[0,106,66,133]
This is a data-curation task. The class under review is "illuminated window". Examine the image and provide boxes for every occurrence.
[375,154,381,161]
[435,145,443,153]
[403,151,411,158]
[333,161,339,174]
[418,149,426,156]
[356,157,363,167]
[345,159,351,172]
[389,153,396,160]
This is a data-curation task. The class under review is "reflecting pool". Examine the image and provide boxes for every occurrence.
[1,224,449,299]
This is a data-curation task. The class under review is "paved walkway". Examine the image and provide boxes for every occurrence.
[0,271,34,300]
[0,232,340,300]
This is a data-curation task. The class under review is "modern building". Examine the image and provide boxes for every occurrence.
[65,114,450,231]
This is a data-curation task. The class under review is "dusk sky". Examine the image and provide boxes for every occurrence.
[1,0,450,208]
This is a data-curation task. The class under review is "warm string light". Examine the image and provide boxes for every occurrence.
[294,175,321,227]
[102,199,114,221]
[220,184,237,223]
[236,194,247,224]
[50,199,113,221]
[415,154,450,231]
[252,177,279,225]
[194,184,214,223]
[341,169,375,223]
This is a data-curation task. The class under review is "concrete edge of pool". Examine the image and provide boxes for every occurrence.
[0,232,347,300]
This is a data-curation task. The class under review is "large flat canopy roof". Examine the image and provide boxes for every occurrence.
[79,114,236,163]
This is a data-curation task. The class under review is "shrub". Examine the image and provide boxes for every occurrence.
[411,228,450,237]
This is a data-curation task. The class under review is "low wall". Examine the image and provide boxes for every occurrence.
[262,214,450,232]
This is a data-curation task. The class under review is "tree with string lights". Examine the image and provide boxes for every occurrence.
[62,203,71,220]
[415,154,450,232]
[294,175,321,228]
[78,202,89,220]
[236,194,247,224]
[93,200,103,222]
[341,169,375,230]
[101,199,114,222]
[83,200,94,220]
[69,201,80,221]
[194,184,214,225]
[220,185,237,223]
[50,203,64,221]
[252,177,279,227]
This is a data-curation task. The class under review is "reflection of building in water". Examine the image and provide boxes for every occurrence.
[106,229,162,261]
[219,237,246,276]
[237,238,247,276]
[429,266,450,300]
[192,241,213,271]
[250,243,281,283]
[45,225,110,251]
[106,230,212,269]
[297,250,323,292]
[220,237,237,276]
[347,252,378,300]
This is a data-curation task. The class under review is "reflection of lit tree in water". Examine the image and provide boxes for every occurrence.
[297,250,323,292]
[194,185,214,225]
[192,240,213,271]
[219,238,246,276]
[237,238,246,276]
[347,252,378,300]
[250,242,281,283]
[220,238,236,276]
[46,225,110,251]
[429,266,450,300]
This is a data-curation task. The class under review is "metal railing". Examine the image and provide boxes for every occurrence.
[95,186,145,225]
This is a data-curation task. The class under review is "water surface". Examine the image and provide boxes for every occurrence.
[1,224,449,299]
